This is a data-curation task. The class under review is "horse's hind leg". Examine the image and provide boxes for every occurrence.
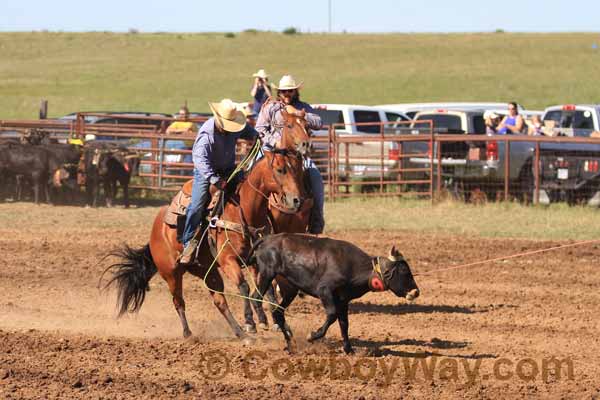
[163,268,192,338]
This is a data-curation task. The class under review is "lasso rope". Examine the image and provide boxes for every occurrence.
[200,141,284,311]
[415,238,600,276]
[226,140,261,183]
[199,230,284,311]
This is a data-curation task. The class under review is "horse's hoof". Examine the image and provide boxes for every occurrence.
[271,324,282,332]
[183,329,192,339]
[258,322,269,331]
[242,336,255,346]
[243,324,257,334]
[307,332,319,342]
[284,343,296,354]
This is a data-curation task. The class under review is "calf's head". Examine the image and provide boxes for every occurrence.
[374,246,419,301]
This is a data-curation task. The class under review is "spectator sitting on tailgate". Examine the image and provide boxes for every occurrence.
[484,111,502,135]
[527,115,544,136]
[496,102,525,135]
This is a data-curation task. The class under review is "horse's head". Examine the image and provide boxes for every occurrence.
[261,150,304,212]
[278,106,310,156]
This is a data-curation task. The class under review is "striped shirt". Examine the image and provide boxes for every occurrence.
[255,100,322,149]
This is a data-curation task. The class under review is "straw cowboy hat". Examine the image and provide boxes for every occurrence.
[208,98,247,132]
[273,75,303,90]
[252,69,269,79]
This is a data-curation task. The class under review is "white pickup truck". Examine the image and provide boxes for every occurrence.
[377,102,525,119]
[537,104,600,204]
[408,104,600,204]
[310,104,410,179]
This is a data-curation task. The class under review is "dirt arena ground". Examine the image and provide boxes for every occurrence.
[1,204,599,399]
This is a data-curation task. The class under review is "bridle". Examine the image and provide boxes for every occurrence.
[245,148,302,210]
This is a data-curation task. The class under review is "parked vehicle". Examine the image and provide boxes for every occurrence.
[408,104,600,204]
[310,104,410,180]
[538,104,600,205]
[403,109,487,192]
[376,102,525,119]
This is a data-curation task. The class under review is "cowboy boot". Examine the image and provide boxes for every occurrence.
[180,224,203,264]
[179,238,199,264]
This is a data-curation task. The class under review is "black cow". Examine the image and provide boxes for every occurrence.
[249,233,420,354]
[0,144,52,204]
[82,143,140,208]
[0,142,81,204]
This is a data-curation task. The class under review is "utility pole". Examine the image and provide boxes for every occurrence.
[328,0,332,33]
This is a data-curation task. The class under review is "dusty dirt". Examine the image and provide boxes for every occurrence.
[1,205,599,399]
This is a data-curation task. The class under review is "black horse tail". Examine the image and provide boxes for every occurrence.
[101,244,157,317]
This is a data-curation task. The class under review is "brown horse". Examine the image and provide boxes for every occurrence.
[104,111,310,340]
[267,103,313,233]
[244,106,315,330]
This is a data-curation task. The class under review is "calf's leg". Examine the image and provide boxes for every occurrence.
[308,286,338,343]
[337,302,353,354]
[272,285,298,351]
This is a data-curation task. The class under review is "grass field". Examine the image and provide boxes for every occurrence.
[2,198,599,241]
[2,31,600,119]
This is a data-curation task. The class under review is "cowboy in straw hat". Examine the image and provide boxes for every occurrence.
[180,99,258,264]
[255,74,326,235]
[250,69,272,116]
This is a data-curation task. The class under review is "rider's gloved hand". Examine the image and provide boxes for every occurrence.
[212,179,227,191]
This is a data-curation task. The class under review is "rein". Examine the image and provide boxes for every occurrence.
[244,148,301,214]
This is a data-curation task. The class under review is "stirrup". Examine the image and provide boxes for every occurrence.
[179,238,199,264]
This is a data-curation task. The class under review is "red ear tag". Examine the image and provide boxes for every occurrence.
[370,276,385,292]
[124,163,130,172]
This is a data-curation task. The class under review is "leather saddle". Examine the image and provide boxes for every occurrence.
[164,180,225,241]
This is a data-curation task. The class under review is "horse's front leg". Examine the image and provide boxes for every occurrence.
[198,263,249,342]
[246,266,269,331]
[218,253,259,334]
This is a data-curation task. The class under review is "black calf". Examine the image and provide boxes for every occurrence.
[83,143,140,207]
[249,233,419,354]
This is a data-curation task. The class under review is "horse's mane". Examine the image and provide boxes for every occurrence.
[233,146,294,194]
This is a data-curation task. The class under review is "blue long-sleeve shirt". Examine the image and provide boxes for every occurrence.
[192,118,258,184]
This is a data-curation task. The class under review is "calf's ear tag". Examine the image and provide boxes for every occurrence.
[370,276,385,292]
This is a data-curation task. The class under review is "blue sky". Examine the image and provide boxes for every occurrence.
[1,0,599,33]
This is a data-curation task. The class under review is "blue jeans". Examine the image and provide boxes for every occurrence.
[181,170,211,245]
[304,157,325,234]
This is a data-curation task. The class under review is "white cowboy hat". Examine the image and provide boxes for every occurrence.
[208,98,247,133]
[484,111,500,120]
[252,69,269,79]
[273,75,303,90]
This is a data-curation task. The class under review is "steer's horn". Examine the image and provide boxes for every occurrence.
[388,246,403,262]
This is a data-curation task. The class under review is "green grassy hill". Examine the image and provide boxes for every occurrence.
[1,31,600,119]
